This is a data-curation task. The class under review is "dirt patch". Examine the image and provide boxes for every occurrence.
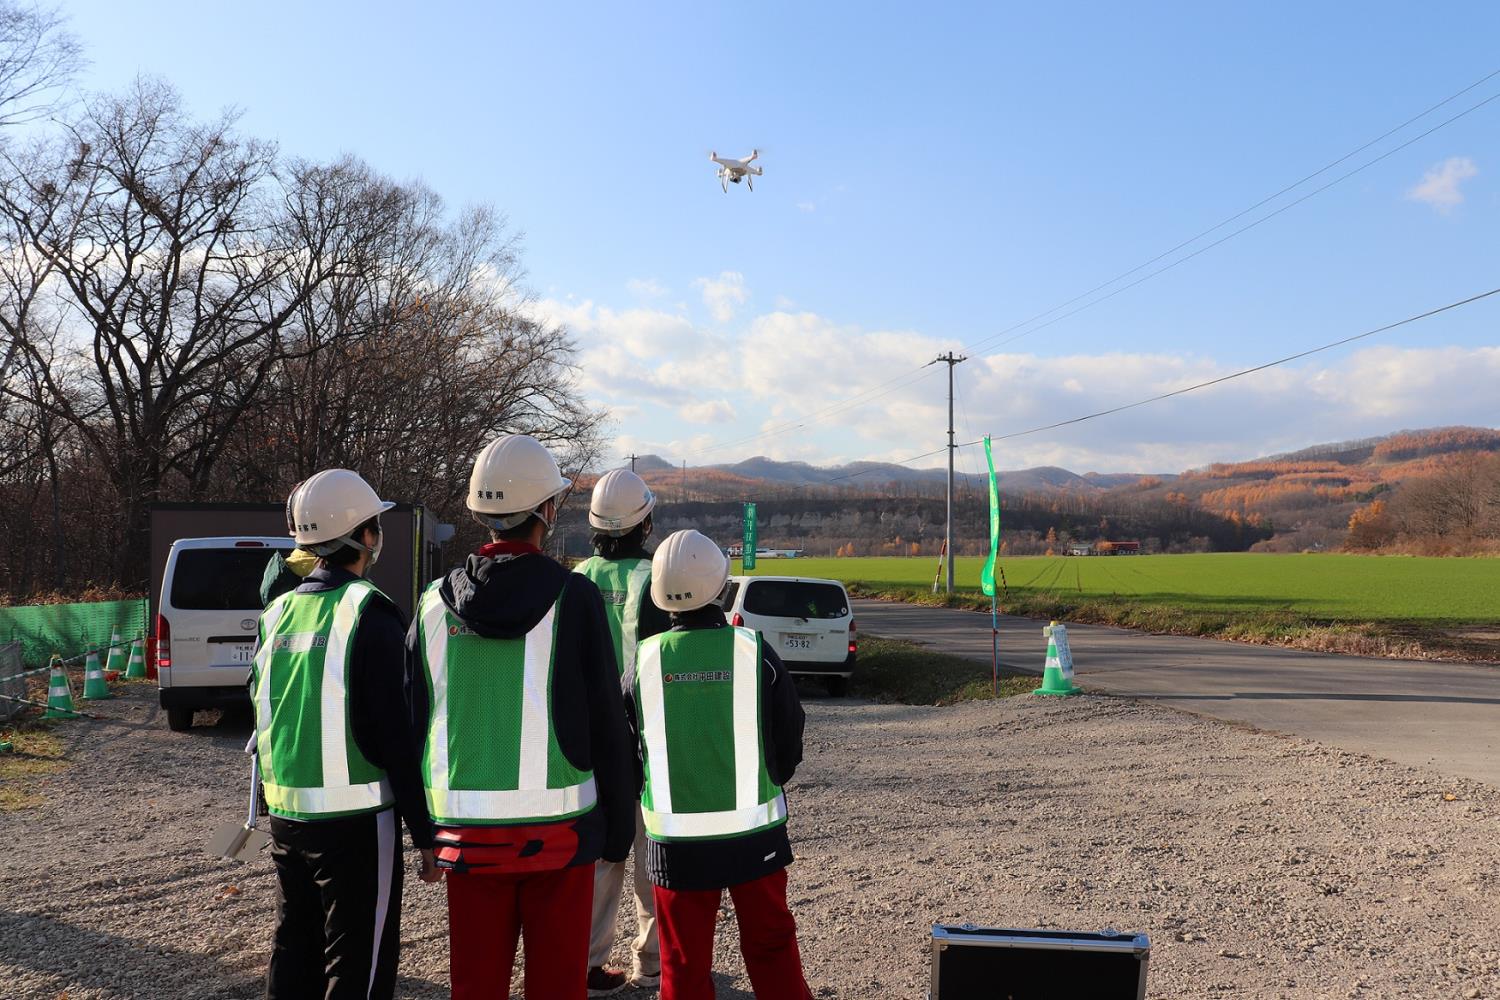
[2,684,1498,998]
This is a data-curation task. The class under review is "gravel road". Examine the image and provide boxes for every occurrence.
[3,680,1498,998]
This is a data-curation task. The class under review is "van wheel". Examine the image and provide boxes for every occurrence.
[166,707,194,732]
[824,676,849,698]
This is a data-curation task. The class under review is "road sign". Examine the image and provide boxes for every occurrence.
[742,502,757,571]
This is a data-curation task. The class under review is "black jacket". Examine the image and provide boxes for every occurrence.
[407,544,636,867]
[623,606,807,891]
[269,565,434,849]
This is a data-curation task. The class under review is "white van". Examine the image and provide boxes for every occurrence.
[156,536,293,731]
[722,575,856,696]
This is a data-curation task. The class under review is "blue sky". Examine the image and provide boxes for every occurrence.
[59,1,1500,473]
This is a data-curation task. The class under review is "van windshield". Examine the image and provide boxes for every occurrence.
[743,581,848,619]
[170,548,282,611]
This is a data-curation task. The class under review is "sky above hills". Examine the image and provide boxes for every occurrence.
[60,1,1500,476]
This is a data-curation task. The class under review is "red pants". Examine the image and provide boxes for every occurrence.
[653,869,813,1000]
[446,863,593,1000]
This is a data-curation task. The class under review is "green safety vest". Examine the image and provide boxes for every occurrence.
[415,582,597,826]
[252,581,394,820]
[574,555,652,676]
[635,626,787,842]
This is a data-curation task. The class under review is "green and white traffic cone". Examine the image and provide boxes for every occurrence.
[44,654,79,718]
[81,649,112,700]
[1032,621,1080,697]
[105,624,126,677]
[124,636,147,679]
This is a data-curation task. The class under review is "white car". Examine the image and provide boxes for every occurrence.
[156,536,293,731]
[723,575,856,696]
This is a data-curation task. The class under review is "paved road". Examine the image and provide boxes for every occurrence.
[853,599,1500,786]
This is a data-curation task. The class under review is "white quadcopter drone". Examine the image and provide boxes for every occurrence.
[710,150,763,192]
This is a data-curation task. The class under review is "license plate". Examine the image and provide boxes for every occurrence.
[228,643,256,664]
[782,633,815,651]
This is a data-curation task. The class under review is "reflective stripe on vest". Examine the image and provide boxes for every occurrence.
[620,561,651,675]
[419,584,597,825]
[252,583,394,819]
[575,556,652,676]
[637,626,787,840]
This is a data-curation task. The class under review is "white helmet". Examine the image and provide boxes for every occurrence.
[589,469,656,536]
[468,434,572,530]
[292,469,395,552]
[651,529,729,613]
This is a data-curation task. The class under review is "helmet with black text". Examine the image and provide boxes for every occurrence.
[650,529,730,613]
[468,434,573,531]
[291,469,395,562]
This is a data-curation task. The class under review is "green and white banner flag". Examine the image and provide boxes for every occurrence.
[742,502,758,571]
[980,436,1000,597]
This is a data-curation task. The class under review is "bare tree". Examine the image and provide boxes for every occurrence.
[0,81,375,584]
[219,172,603,519]
[0,1,81,126]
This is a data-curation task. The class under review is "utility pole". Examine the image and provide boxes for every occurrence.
[930,352,966,593]
[626,453,638,472]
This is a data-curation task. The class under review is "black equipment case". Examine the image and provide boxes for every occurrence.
[930,925,1150,999]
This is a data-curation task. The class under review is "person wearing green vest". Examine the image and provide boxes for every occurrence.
[252,468,438,1000]
[628,529,813,1000]
[260,480,318,607]
[411,434,636,1000]
[575,468,671,996]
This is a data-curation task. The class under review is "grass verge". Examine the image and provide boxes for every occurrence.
[844,582,1496,662]
[850,636,1034,705]
[0,719,69,811]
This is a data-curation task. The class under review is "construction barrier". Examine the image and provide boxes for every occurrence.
[0,599,147,676]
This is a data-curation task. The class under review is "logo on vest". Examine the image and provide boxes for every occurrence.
[272,632,328,653]
[447,622,477,637]
[602,589,626,606]
[662,670,731,684]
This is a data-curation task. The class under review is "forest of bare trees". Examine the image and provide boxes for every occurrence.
[0,6,600,597]
[1345,453,1500,554]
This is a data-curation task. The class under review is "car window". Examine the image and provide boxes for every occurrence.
[743,581,848,619]
[170,548,280,611]
[722,581,741,609]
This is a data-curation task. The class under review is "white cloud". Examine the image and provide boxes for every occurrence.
[694,271,749,323]
[678,399,738,425]
[1407,157,1478,213]
[539,293,1500,474]
[626,277,667,298]
[796,201,817,213]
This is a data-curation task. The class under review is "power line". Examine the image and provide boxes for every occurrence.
[957,284,1500,448]
[673,68,1500,467]
[967,86,1500,355]
[685,285,1500,507]
[961,67,1500,355]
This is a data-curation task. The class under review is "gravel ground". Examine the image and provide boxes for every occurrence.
[3,679,1499,998]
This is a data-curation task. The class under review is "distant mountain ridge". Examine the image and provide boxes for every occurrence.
[612,454,1167,494]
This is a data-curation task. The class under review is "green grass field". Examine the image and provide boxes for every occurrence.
[753,553,1497,622]
[735,553,1500,659]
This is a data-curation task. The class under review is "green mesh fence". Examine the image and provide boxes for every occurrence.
[0,599,148,676]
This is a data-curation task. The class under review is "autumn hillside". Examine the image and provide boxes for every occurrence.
[1110,426,1500,552]
[574,426,1500,554]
